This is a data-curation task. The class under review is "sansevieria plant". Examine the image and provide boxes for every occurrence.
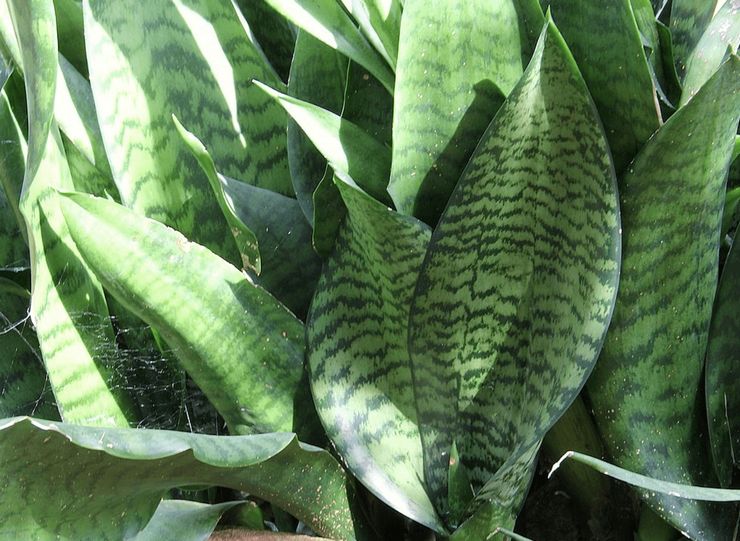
[0,0,738,540]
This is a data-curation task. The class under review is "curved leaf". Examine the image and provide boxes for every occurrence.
[307,174,443,532]
[586,56,740,539]
[544,0,662,172]
[134,500,244,541]
[261,0,394,93]
[408,17,620,513]
[706,237,740,487]
[59,192,307,436]
[339,0,402,68]
[0,416,364,541]
[388,0,531,223]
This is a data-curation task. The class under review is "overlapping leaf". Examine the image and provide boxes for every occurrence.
[587,56,740,540]
[544,0,662,172]
[0,416,364,540]
[670,0,717,77]
[307,173,442,532]
[388,0,538,223]
[59,192,306,436]
[134,500,244,541]
[408,18,620,515]
[0,90,28,269]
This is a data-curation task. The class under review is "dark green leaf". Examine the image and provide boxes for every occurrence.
[134,500,244,541]
[670,0,717,78]
[408,18,620,514]
[586,56,740,539]
[235,0,295,83]
[52,0,88,77]
[0,90,28,269]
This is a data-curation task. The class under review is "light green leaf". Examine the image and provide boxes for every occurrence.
[408,17,620,514]
[59,192,307,436]
[680,0,740,106]
[544,0,662,173]
[134,500,244,541]
[255,80,391,207]
[0,416,364,541]
[670,0,717,78]
[83,0,289,264]
[705,236,740,487]
[307,173,443,532]
[261,0,395,93]
[553,452,740,502]
[11,0,135,427]
[339,0,402,68]
[586,56,740,539]
[388,0,530,223]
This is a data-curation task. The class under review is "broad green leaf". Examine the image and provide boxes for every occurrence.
[59,192,307,436]
[255,80,391,206]
[339,0,402,68]
[388,0,527,223]
[83,0,289,264]
[176,116,321,318]
[449,502,515,541]
[342,61,393,147]
[307,173,443,532]
[553,452,740,502]
[408,17,620,514]
[174,117,261,274]
[134,500,244,541]
[0,278,57,419]
[544,0,662,173]
[261,0,395,93]
[705,237,740,487]
[680,0,740,107]
[586,57,740,540]
[235,0,295,83]
[287,30,348,223]
[670,0,717,78]
[52,0,88,77]
[0,90,28,268]
[11,0,135,427]
[0,416,364,541]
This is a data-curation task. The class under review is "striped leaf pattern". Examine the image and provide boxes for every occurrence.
[83,0,290,264]
[544,0,662,172]
[388,0,533,223]
[706,238,740,488]
[307,174,443,532]
[408,18,620,513]
[670,0,717,78]
[586,56,740,540]
[59,192,307,436]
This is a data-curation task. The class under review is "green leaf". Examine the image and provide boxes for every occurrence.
[52,0,88,77]
[544,0,662,173]
[287,30,348,223]
[680,0,740,107]
[261,0,395,93]
[553,452,740,502]
[586,56,740,539]
[0,90,29,268]
[134,500,244,541]
[448,500,515,541]
[670,0,717,78]
[59,192,307,436]
[408,17,620,514]
[255,80,391,207]
[0,416,364,541]
[312,166,345,257]
[11,0,135,427]
[388,0,529,224]
[83,0,289,264]
[705,236,740,487]
[0,278,57,419]
[339,0,402,69]
[307,173,443,532]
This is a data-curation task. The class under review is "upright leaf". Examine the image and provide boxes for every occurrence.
[544,0,662,172]
[83,0,290,265]
[307,174,443,532]
[706,238,740,487]
[408,18,620,514]
[339,0,402,68]
[587,57,740,539]
[0,90,28,269]
[680,0,740,106]
[59,193,307,436]
[11,0,135,427]
[0,417,364,541]
[388,0,530,223]
[670,0,717,78]
[52,0,88,77]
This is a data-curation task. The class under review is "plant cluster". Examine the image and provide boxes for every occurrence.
[0,0,738,540]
